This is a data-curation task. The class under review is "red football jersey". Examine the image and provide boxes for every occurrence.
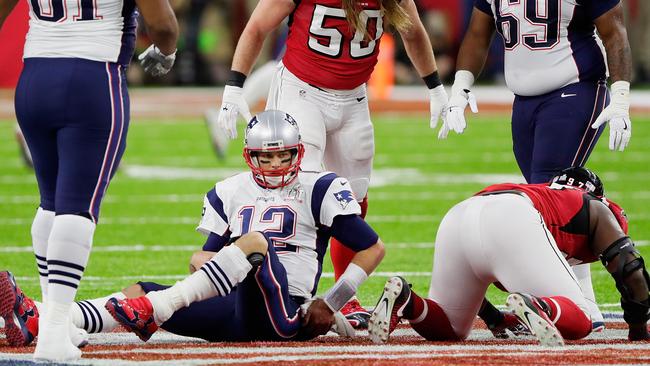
[477,183,629,264]
[283,0,384,90]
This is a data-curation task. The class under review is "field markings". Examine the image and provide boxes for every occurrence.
[4,167,650,186]
[0,215,445,225]
[0,242,443,252]
[6,213,650,226]
[5,190,650,205]
[0,326,639,365]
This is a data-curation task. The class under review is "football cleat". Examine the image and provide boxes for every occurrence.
[368,276,411,344]
[341,298,370,330]
[506,293,564,346]
[0,271,39,346]
[105,296,158,342]
[487,310,531,339]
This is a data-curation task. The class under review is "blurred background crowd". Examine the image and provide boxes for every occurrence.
[131,0,650,87]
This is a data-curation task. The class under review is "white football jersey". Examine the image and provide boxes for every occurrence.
[197,171,361,299]
[476,0,617,96]
[24,0,138,64]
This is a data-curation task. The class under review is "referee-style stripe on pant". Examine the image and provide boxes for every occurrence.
[572,82,608,167]
[88,63,126,223]
[255,255,300,339]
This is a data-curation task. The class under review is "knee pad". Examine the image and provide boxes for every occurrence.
[348,129,374,162]
[600,236,650,324]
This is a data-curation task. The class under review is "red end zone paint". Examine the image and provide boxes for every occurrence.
[0,321,647,365]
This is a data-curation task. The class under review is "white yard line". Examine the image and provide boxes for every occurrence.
[0,215,444,225]
[5,190,650,205]
[0,327,637,365]
[0,241,546,252]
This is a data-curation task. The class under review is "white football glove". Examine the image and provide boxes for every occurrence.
[429,84,448,131]
[299,300,355,338]
[138,44,176,76]
[217,85,253,139]
[330,310,355,337]
[441,70,478,138]
[591,81,631,151]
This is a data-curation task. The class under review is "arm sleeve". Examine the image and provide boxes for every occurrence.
[196,186,230,236]
[580,0,619,20]
[330,214,379,252]
[474,0,493,16]
[202,232,231,252]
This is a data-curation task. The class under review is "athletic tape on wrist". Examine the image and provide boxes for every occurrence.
[323,263,368,312]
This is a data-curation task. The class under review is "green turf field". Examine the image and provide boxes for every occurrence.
[1,113,648,311]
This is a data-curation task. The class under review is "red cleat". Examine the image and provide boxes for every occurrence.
[0,271,39,346]
[105,296,158,342]
[340,298,370,330]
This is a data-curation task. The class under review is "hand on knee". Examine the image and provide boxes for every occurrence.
[234,231,269,257]
[122,284,145,298]
[190,251,216,273]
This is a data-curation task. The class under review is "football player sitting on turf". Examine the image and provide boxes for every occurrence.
[368,167,650,346]
[1,110,384,343]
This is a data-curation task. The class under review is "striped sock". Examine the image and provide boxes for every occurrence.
[147,245,252,324]
[71,292,125,333]
[46,214,96,304]
[199,245,251,297]
[31,207,54,300]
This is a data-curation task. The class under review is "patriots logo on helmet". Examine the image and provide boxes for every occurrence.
[334,190,355,209]
[284,113,298,127]
[246,116,260,131]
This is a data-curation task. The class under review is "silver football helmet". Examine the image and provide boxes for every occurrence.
[243,110,305,188]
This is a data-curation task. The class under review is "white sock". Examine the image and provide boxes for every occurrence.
[573,263,604,323]
[34,299,81,362]
[147,245,252,324]
[46,214,95,304]
[70,292,125,333]
[31,207,54,300]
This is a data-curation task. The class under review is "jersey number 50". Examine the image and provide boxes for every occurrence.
[30,0,101,22]
[495,0,559,50]
[308,5,384,59]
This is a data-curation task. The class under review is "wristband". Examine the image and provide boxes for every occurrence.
[322,263,368,312]
[423,71,442,89]
[226,70,247,88]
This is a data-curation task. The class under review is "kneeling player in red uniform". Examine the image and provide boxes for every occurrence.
[369,167,649,345]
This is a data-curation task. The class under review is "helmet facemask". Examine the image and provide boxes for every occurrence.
[244,145,305,189]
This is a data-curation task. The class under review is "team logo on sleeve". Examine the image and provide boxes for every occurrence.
[334,190,355,209]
